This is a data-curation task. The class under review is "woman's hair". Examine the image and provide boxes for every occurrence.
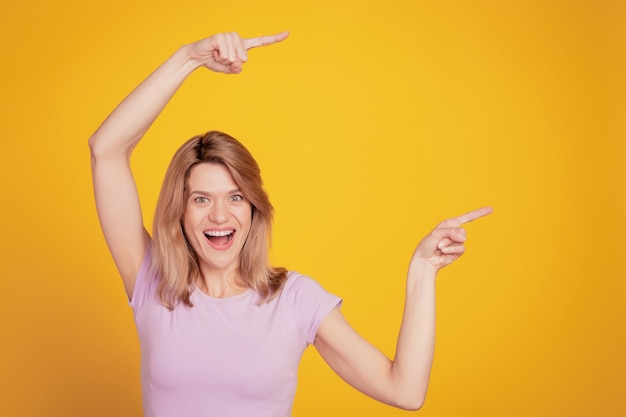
[151,130,287,310]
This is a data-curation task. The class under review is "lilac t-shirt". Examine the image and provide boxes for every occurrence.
[130,246,341,417]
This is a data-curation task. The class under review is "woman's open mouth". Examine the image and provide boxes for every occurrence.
[203,229,235,247]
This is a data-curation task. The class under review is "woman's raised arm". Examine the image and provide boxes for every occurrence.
[88,32,288,297]
[314,207,493,410]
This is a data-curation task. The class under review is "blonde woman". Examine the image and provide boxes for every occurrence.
[89,31,492,417]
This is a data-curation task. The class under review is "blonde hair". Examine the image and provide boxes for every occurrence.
[151,131,287,310]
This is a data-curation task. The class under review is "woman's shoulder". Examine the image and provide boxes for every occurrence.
[278,271,342,344]
[281,271,339,301]
[282,270,313,290]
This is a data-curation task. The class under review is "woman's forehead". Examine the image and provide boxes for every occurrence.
[187,163,239,192]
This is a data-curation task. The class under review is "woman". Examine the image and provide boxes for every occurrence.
[89,31,492,417]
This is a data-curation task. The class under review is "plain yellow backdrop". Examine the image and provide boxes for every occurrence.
[1,1,624,416]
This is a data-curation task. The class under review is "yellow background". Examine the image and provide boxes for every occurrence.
[1,1,624,416]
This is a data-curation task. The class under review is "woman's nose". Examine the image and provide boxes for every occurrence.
[208,202,227,223]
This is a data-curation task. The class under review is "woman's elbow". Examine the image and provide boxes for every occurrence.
[88,133,125,161]
[88,134,102,158]
[392,390,426,411]
[396,397,425,412]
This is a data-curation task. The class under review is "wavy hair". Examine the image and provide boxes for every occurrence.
[151,131,287,310]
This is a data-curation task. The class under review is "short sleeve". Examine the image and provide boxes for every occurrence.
[129,244,155,313]
[285,272,342,345]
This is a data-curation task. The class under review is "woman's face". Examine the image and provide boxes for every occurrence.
[182,162,252,277]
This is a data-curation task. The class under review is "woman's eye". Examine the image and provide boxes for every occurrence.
[194,197,208,203]
[230,195,244,202]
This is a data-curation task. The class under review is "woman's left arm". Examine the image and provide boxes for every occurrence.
[314,206,493,410]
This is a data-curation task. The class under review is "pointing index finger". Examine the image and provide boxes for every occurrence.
[243,31,289,50]
[454,206,494,225]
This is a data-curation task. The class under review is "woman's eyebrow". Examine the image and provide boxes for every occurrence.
[188,188,242,195]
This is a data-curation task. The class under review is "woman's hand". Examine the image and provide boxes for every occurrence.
[410,206,493,273]
[188,31,289,74]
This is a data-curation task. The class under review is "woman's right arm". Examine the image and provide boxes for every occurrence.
[88,32,288,297]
